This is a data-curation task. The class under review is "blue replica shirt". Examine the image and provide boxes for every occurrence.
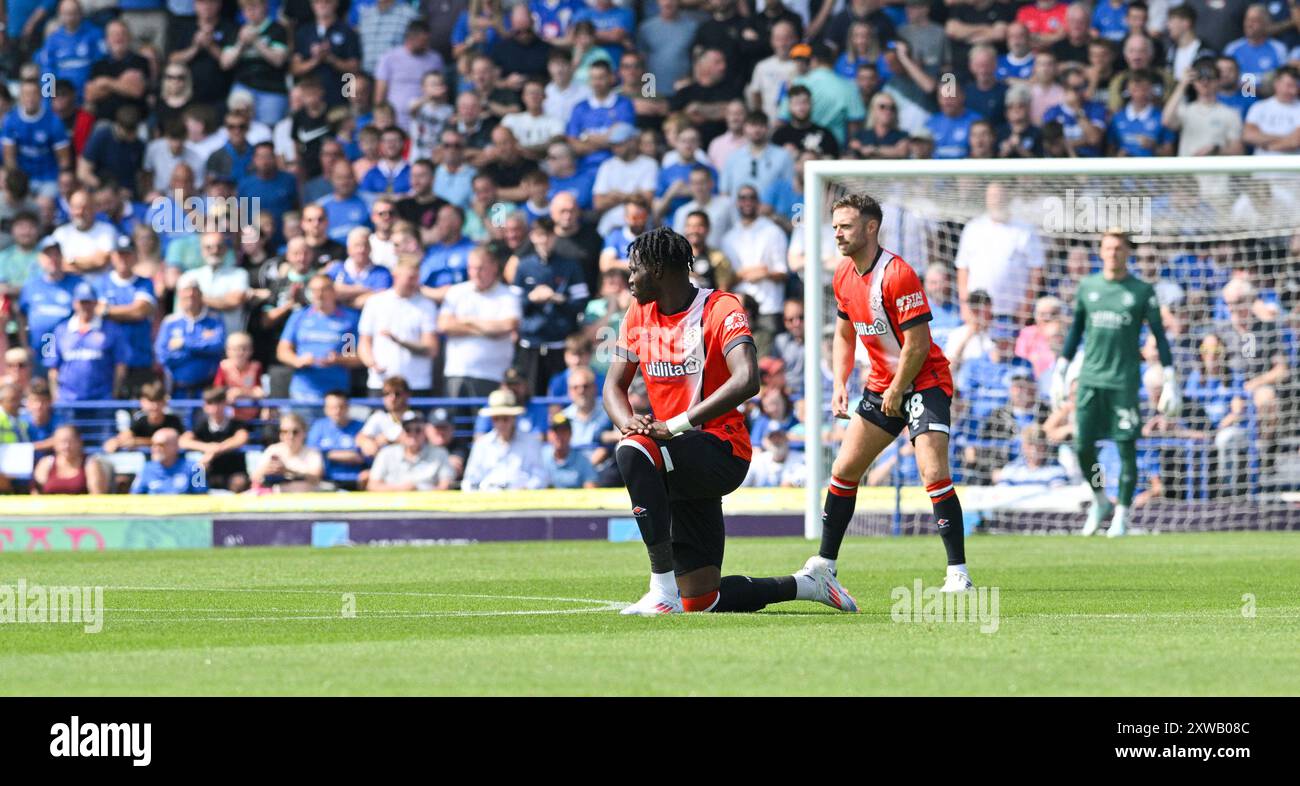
[956,356,1035,423]
[601,226,638,268]
[131,457,207,494]
[1183,369,1247,430]
[542,445,597,488]
[1043,101,1109,157]
[36,23,107,97]
[548,168,598,210]
[419,238,477,288]
[565,93,636,171]
[1,105,70,183]
[1225,37,1289,82]
[19,273,81,352]
[573,5,634,61]
[512,253,590,345]
[929,301,964,349]
[326,260,393,292]
[1091,1,1129,42]
[100,273,157,368]
[655,162,710,216]
[1108,104,1173,156]
[154,311,226,386]
[962,83,1004,126]
[531,0,583,41]
[281,305,361,401]
[996,53,1035,82]
[293,21,362,106]
[237,171,299,228]
[359,162,412,196]
[6,0,57,38]
[1217,89,1257,120]
[317,194,372,242]
[927,110,983,159]
[307,417,366,483]
[762,177,800,227]
[101,201,149,238]
[48,317,123,401]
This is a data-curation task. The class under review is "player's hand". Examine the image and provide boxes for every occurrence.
[1050,359,1069,411]
[880,386,903,419]
[831,385,850,419]
[646,420,673,441]
[620,413,654,436]
[1158,367,1181,418]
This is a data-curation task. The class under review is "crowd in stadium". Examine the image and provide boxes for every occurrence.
[0,0,1296,495]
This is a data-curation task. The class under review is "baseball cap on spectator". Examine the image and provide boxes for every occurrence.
[608,123,637,145]
[810,43,833,63]
[550,412,572,431]
[909,127,934,142]
[1008,366,1034,383]
[227,89,256,112]
[429,407,452,428]
[990,315,1019,342]
[1193,61,1218,81]
[790,44,812,60]
[39,236,61,251]
[116,235,134,252]
[72,282,98,302]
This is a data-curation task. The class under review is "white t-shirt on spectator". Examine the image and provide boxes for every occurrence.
[180,264,251,334]
[1245,96,1300,155]
[501,111,566,150]
[543,81,591,126]
[440,280,521,383]
[954,215,1045,316]
[722,216,789,317]
[52,220,119,264]
[369,442,455,490]
[358,288,439,390]
[671,195,739,249]
[143,138,206,193]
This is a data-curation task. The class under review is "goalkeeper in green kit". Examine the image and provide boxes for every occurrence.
[1050,231,1180,537]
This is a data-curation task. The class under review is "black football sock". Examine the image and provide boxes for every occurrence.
[710,575,798,612]
[819,474,859,560]
[616,442,674,574]
[927,478,966,566]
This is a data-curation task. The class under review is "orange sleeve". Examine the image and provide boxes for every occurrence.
[708,293,754,356]
[886,260,933,332]
[615,304,641,362]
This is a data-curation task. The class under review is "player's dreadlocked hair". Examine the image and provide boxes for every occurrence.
[627,226,693,277]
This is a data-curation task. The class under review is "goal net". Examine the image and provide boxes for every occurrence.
[800,157,1300,538]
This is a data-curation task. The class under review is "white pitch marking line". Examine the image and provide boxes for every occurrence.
[96,586,630,621]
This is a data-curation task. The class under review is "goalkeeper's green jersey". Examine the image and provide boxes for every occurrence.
[1062,272,1173,392]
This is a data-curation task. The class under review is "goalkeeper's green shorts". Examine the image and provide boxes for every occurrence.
[1075,385,1142,444]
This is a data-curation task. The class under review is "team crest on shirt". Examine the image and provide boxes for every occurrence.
[870,287,883,315]
[1088,291,1101,302]
[683,326,701,350]
[1122,292,1135,307]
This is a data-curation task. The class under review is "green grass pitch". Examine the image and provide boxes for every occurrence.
[1,533,1297,696]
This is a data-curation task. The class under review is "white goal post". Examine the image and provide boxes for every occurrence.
[802,155,1300,540]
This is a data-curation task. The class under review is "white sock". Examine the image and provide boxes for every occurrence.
[948,563,968,576]
[1113,505,1129,524]
[650,570,678,597]
[794,573,817,600]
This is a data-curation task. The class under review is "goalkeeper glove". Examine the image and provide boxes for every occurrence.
[1049,358,1070,411]
[1158,366,1181,418]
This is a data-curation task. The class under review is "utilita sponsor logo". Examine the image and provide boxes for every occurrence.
[49,716,152,767]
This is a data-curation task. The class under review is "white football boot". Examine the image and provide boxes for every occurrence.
[619,587,683,616]
[940,567,975,593]
[795,556,859,612]
[1081,496,1114,537]
[1106,505,1130,538]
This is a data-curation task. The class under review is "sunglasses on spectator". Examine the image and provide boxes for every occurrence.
[737,193,758,200]
[402,423,425,434]
[874,103,896,111]
[442,141,463,148]
[280,428,302,435]
[165,73,186,80]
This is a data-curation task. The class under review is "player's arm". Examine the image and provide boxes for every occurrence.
[1145,297,1181,417]
[880,322,932,418]
[1051,294,1088,408]
[602,355,652,436]
[675,341,761,431]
